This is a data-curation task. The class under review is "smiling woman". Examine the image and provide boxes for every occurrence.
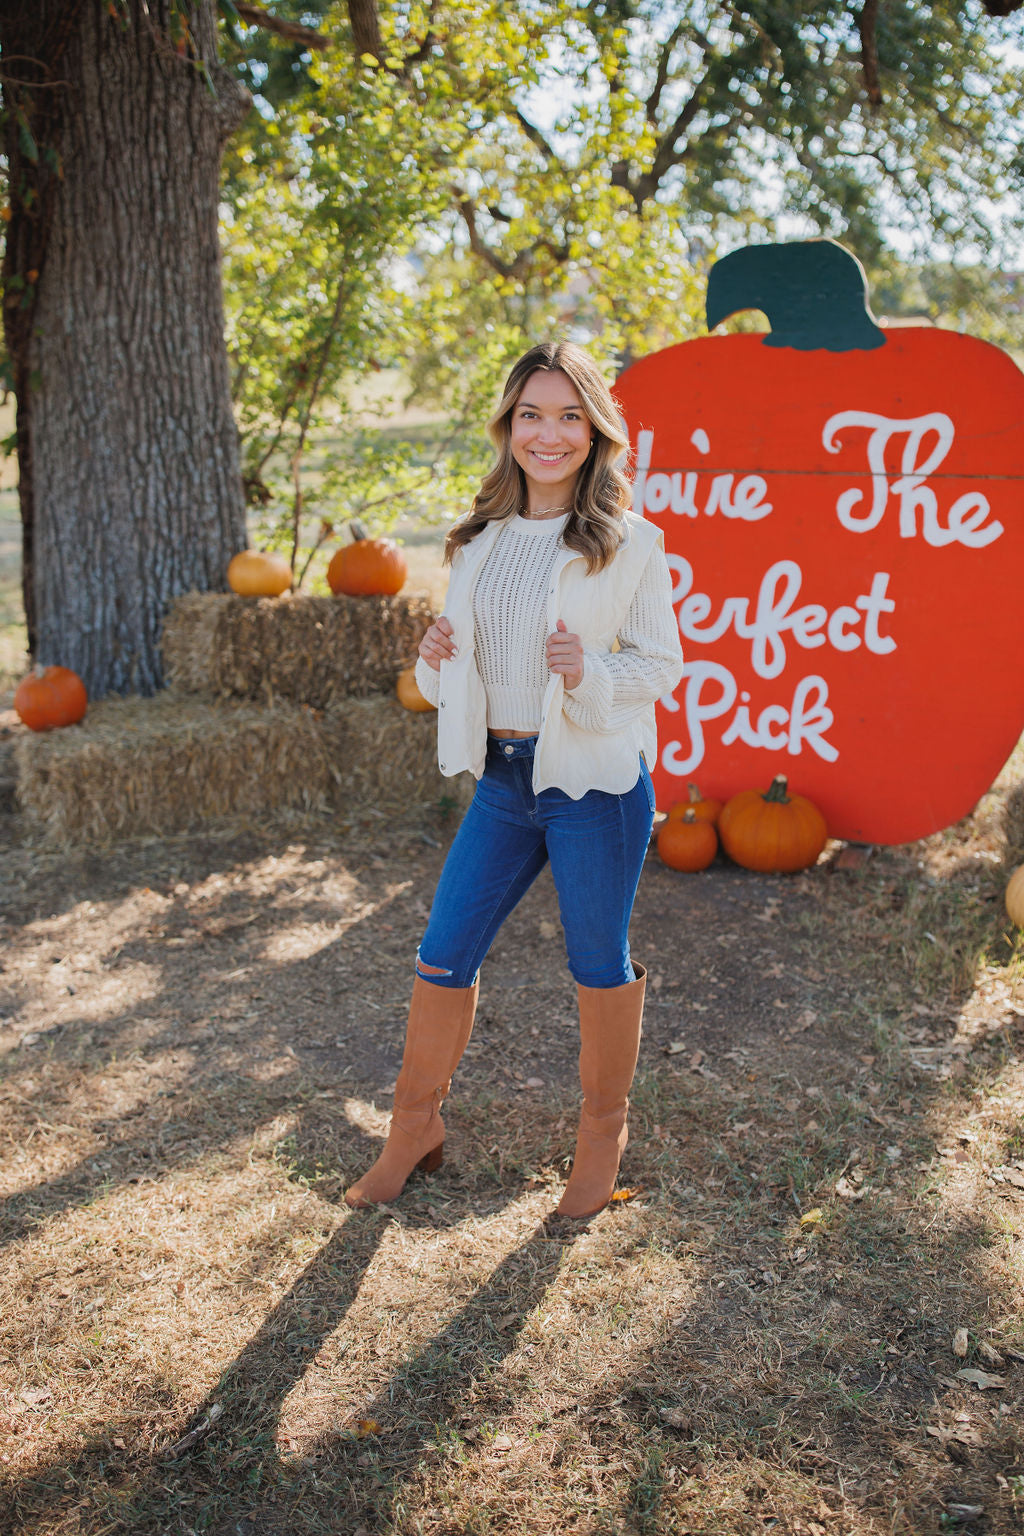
[509,371,594,513]
[344,341,684,1221]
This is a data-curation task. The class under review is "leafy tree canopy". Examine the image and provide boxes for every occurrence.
[217,0,1024,560]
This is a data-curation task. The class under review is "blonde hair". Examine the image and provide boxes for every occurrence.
[445,342,632,574]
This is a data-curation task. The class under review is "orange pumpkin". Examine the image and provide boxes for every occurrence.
[14,666,88,731]
[657,808,718,871]
[396,665,435,712]
[227,549,292,596]
[327,524,407,597]
[667,782,723,826]
[719,774,827,873]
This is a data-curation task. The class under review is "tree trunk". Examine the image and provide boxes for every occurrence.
[1,0,250,697]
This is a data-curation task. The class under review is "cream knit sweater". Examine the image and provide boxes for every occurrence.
[417,514,681,733]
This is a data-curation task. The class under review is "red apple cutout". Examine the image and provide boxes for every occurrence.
[616,239,1024,844]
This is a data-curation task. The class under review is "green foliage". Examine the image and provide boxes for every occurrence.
[218,0,1024,573]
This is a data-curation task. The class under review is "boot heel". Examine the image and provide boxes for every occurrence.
[417,1143,444,1174]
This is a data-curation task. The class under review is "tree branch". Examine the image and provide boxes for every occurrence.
[858,0,883,107]
[347,0,383,60]
[454,190,569,279]
[645,20,687,125]
[514,108,558,162]
[627,66,714,209]
[232,3,328,52]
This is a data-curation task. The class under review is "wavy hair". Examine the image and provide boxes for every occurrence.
[444,342,632,574]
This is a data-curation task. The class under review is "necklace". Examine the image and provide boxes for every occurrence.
[522,503,570,520]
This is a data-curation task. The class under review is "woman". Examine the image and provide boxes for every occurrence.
[346,341,683,1219]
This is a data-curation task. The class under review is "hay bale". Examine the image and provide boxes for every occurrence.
[14,694,334,846]
[160,593,222,695]
[163,591,436,708]
[1004,780,1024,868]
[322,696,474,817]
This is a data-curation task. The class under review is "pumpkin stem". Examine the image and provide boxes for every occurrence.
[348,519,368,543]
[687,782,703,804]
[705,239,886,353]
[763,774,791,804]
[682,808,698,823]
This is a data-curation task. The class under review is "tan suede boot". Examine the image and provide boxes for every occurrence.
[556,963,646,1219]
[345,974,478,1209]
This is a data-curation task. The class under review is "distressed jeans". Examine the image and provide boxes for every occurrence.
[417,734,655,990]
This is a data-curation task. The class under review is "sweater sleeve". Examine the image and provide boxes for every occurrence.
[414,653,441,707]
[561,542,683,733]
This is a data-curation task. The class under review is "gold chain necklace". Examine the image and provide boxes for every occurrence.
[522,503,570,519]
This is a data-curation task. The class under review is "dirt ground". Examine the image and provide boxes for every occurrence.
[1,744,1023,1535]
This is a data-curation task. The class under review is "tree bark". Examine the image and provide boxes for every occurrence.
[1,0,250,697]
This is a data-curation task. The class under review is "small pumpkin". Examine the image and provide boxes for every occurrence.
[719,774,828,873]
[1006,866,1024,928]
[14,665,88,732]
[396,665,435,712]
[227,549,292,597]
[327,522,407,597]
[657,808,718,871]
[667,781,723,827]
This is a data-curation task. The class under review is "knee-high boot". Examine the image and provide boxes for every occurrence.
[345,974,478,1209]
[556,963,646,1219]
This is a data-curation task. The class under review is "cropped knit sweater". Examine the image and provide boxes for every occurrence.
[415,513,681,734]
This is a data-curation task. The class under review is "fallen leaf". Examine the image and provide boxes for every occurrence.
[492,1433,513,1452]
[955,1368,1005,1389]
[799,1207,825,1227]
[354,1419,381,1438]
[665,1041,687,1055]
[978,1340,1005,1366]
[953,1327,969,1358]
[611,1187,641,1202]
[835,1175,868,1201]
[658,1406,691,1430]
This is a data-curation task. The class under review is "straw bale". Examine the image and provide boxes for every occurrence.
[322,696,475,817]
[1005,779,1024,867]
[162,591,436,708]
[14,694,334,846]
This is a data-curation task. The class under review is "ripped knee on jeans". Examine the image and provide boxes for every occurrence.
[416,955,453,978]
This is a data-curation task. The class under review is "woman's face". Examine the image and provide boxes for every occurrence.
[508,368,594,507]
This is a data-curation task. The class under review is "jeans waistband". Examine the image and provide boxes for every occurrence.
[487,733,538,760]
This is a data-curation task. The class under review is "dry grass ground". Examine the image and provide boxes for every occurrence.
[0,735,1022,1536]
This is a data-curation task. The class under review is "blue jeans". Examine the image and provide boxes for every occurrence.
[417,735,655,990]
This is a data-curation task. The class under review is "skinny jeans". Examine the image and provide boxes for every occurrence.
[417,734,655,991]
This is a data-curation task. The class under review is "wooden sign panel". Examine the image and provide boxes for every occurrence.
[616,240,1024,845]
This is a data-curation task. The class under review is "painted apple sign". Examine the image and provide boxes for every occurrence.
[615,239,1024,845]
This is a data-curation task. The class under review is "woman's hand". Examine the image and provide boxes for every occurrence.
[418,616,457,672]
[546,619,584,691]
